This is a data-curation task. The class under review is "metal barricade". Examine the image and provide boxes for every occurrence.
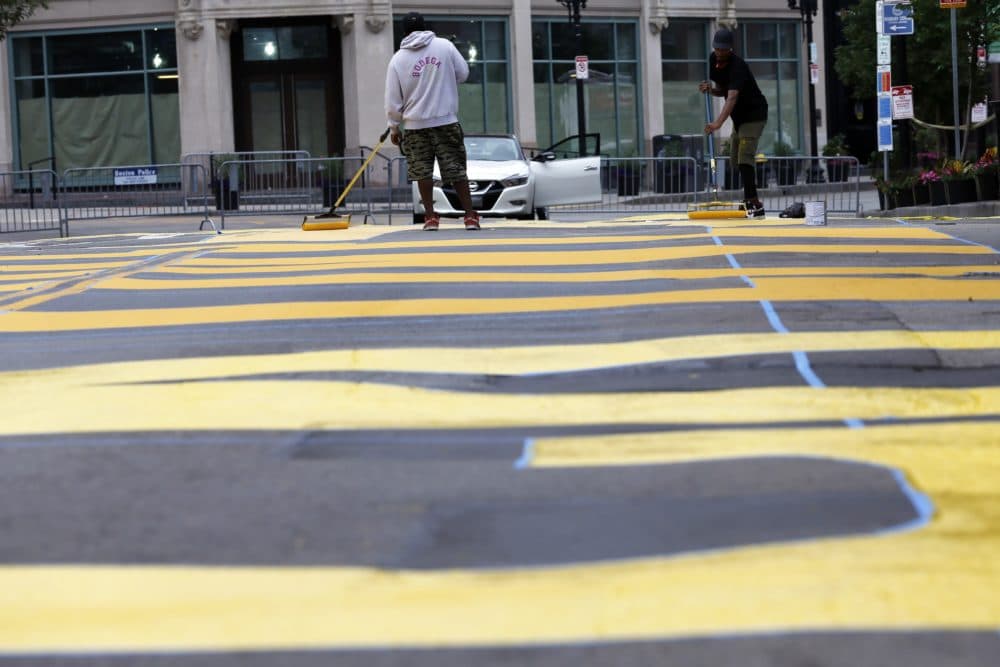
[717,155,862,216]
[182,151,311,189]
[387,156,414,225]
[545,157,703,217]
[382,154,862,223]
[61,163,214,232]
[0,169,66,237]
[214,155,398,227]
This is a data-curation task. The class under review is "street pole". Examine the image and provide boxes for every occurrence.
[950,9,961,158]
[574,11,587,156]
[789,0,821,181]
[804,3,819,178]
[559,0,588,156]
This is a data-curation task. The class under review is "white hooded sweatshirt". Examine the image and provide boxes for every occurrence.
[385,30,469,130]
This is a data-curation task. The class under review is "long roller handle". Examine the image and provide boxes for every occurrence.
[704,92,717,193]
[333,127,393,210]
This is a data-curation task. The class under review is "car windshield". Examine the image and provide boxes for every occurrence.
[464,137,521,162]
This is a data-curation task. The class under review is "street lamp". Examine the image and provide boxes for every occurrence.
[557,0,588,156]
[787,0,822,182]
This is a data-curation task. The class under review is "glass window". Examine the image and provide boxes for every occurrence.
[745,24,779,59]
[243,27,279,61]
[661,21,706,60]
[392,16,511,134]
[51,75,148,167]
[16,79,48,168]
[145,27,177,70]
[48,31,143,75]
[485,62,508,133]
[660,20,710,136]
[12,25,180,170]
[485,22,507,60]
[533,19,641,156]
[242,26,327,61]
[550,22,613,61]
[739,22,801,152]
[12,37,44,77]
[616,23,636,61]
[532,24,550,60]
[277,26,327,60]
[778,23,798,60]
[149,75,180,164]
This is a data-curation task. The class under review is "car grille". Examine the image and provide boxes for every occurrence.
[443,181,503,211]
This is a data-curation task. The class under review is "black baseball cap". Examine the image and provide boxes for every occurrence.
[402,11,426,34]
[712,28,734,50]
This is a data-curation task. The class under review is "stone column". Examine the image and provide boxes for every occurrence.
[338,10,394,156]
[510,0,536,148]
[0,47,13,173]
[176,16,236,155]
[642,0,668,154]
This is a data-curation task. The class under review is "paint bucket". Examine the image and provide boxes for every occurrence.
[805,200,827,226]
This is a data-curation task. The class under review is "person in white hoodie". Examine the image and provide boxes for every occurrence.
[385,11,480,231]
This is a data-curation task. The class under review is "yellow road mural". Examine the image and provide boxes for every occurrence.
[1,218,999,654]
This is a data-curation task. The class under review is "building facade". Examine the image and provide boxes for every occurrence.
[1,0,831,173]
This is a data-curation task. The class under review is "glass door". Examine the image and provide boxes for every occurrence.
[232,21,343,158]
[244,73,329,156]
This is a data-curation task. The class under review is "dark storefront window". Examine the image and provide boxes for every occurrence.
[10,25,180,170]
[392,16,511,134]
[533,18,641,156]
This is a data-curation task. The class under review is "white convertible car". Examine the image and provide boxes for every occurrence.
[410,134,602,225]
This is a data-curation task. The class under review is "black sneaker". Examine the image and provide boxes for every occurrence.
[745,200,765,219]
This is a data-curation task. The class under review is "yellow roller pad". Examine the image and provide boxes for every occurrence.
[687,209,748,220]
[301,217,350,231]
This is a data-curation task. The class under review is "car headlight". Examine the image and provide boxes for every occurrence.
[500,176,528,187]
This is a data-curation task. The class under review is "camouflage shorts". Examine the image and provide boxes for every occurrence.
[402,122,468,183]
[730,120,766,166]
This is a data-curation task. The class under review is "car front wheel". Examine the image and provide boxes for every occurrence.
[535,207,548,220]
[412,213,424,225]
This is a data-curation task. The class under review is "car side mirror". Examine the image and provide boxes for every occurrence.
[532,151,557,163]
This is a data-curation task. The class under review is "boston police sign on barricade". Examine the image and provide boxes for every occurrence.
[113,167,159,186]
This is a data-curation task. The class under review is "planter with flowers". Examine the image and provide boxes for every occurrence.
[822,134,852,182]
[941,159,977,204]
[916,168,942,205]
[875,176,892,210]
[973,147,998,201]
[892,175,916,208]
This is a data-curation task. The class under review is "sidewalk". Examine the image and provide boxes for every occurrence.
[863,199,1000,219]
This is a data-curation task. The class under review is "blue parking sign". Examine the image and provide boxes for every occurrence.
[878,94,893,121]
[877,122,894,151]
[882,2,914,36]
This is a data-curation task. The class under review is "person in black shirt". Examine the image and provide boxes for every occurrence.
[699,27,769,218]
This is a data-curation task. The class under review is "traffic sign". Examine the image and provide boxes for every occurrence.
[891,85,914,119]
[882,2,914,36]
[878,121,894,152]
[878,93,893,122]
[575,55,589,80]
[877,35,891,65]
[940,0,966,8]
[971,101,987,123]
[876,65,892,94]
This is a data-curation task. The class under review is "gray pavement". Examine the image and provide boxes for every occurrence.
[1,210,999,665]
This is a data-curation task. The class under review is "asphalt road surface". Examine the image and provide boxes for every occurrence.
[1,211,999,666]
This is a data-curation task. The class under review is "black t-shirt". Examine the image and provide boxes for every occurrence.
[709,52,768,128]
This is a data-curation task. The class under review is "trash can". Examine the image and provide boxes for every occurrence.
[213,165,239,211]
[653,134,704,193]
[616,162,643,196]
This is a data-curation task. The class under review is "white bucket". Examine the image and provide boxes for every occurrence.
[805,200,827,226]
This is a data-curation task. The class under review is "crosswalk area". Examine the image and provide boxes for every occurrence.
[1,214,999,663]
